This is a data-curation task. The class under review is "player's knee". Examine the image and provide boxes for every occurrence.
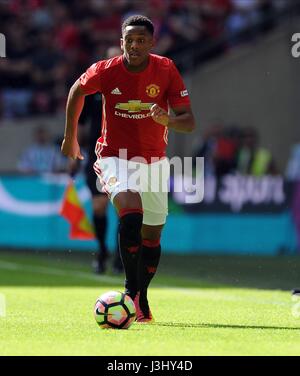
[142,225,163,242]
[114,191,142,212]
[119,210,143,246]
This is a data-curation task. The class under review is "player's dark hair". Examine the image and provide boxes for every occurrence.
[122,15,154,36]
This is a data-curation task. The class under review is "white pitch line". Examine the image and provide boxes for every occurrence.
[0,260,120,284]
[0,260,19,270]
[0,260,291,307]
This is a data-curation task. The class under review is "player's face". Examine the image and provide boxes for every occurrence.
[121,26,154,68]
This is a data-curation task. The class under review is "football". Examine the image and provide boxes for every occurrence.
[94,291,136,329]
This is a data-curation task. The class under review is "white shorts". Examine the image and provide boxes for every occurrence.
[94,157,170,226]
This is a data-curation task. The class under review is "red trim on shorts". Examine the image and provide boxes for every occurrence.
[119,208,144,218]
[142,239,161,248]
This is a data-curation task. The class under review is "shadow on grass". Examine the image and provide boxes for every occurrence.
[154,322,300,331]
[159,254,300,291]
[0,250,299,291]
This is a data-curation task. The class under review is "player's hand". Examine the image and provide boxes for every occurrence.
[61,137,84,160]
[150,104,169,127]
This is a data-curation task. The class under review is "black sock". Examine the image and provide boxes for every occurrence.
[113,228,123,270]
[93,214,108,263]
[138,239,161,304]
[118,212,143,299]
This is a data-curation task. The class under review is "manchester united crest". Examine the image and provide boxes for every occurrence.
[146,84,160,98]
[108,177,118,186]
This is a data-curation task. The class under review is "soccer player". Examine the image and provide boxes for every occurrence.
[61,15,196,322]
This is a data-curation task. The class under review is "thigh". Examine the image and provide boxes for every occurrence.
[113,190,143,215]
[142,158,169,226]
[94,157,142,203]
[92,194,109,216]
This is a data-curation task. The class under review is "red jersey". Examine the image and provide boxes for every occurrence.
[79,54,190,163]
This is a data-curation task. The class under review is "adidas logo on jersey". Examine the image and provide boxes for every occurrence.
[111,87,122,95]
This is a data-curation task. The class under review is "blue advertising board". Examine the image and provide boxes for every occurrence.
[0,174,297,255]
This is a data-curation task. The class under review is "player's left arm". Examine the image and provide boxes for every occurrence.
[150,104,196,133]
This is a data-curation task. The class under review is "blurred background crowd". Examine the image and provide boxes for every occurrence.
[16,120,300,181]
[15,120,300,181]
[0,0,295,120]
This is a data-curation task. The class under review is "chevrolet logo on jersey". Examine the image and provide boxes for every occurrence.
[115,100,153,113]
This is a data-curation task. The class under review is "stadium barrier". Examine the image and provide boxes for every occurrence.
[0,174,297,255]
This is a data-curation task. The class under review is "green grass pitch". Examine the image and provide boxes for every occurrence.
[0,250,300,356]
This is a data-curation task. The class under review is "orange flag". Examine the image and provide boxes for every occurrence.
[60,182,95,240]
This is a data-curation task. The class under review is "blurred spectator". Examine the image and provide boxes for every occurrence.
[146,1,174,55]
[31,32,65,114]
[168,0,204,53]
[194,123,240,178]
[193,122,224,176]
[286,143,300,181]
[199,0,232,39]
[226,0,261,42]
[258,0,276,32]
[195,123,278,178]
[17,126,67,173]
[226,0,276,46]
[236,126,277,176]
[213,125,240,177]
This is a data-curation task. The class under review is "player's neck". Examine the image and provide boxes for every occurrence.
[123,55,150,73]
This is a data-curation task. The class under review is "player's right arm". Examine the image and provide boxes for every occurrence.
[61,79,86,160]
[62,61,104,159]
